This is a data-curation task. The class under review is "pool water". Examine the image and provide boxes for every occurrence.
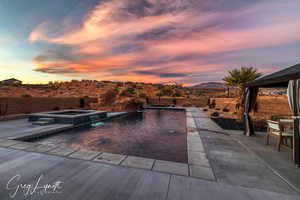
[28,109,187,163]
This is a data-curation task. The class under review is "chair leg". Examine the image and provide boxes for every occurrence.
[265,134,270,145]
[284,137,288,145]
[277,136,282,151]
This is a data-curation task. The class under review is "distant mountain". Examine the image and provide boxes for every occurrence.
[191,82,227,90]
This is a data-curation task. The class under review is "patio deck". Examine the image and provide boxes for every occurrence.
[0,108,299,199]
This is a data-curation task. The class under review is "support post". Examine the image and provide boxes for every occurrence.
[294,118,300,167]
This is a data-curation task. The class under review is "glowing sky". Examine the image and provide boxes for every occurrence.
[0,0,300,85]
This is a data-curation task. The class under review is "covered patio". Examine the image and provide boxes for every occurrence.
[244,63,300,166]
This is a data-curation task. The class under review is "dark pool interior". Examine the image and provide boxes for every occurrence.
[53,111,89,115]
[28,109,188,163]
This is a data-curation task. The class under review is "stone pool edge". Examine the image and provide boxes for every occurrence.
[0,107,216,181]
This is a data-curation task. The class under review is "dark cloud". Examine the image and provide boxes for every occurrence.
[33,46,77,63]
[35,66,77,74]
[134,70,188,78]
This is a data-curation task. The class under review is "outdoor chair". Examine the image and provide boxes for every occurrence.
[265,120,293,151]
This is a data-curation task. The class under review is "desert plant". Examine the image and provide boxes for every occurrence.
[161,88,173,96]
[223,67,262,116]
[211,112,219,117]
[21,94,32,98]
[223,108,230,112]
[223,67,262,88]
[102,89,118,105]
[125,87,135,94]
[156,92,163,104]
[53,107,60,111]
[139,93,147,98]
[0,102,8,116]
[209,99,216,109]
[173,89,183,97]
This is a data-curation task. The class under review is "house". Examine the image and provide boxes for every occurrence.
[0,78,22,85]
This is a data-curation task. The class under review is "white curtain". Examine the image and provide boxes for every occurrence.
[287,80,300,165]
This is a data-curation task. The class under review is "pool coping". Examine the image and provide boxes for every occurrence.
[9,112,128,141]
[0,108,216,181]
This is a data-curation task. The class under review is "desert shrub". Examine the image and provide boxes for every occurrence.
[53,107,60,111]
[161,88,173,96]
[139,93,147,98]
[208,99,216,108]
[102,89,118,105]
[207,98,211,106]
[125,87,135,94]
[120,87,136,97]
[203,108,208,112]
[123,100,143,111]
[196,90,203,96]
[211,112,219,117]
[223,108,230,112]
[21,94,32,98]
[173,89,183,97]
[116,82,123,87]
[215,108,220,111]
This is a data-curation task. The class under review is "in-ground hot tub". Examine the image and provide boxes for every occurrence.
[28,109,107,125]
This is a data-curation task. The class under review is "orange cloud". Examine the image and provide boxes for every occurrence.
[28,0,300,84]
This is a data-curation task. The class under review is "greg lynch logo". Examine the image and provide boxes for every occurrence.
[6,174,63,198]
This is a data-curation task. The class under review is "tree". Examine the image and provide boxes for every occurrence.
[223,67,262,114]
[156,92,163,104]
[161,87,173,96]
[223,67,262,89]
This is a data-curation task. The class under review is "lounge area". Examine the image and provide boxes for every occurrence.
[244,63,300,166]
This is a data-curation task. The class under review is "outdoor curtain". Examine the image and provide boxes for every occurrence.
[287,80,300,165]
[244,87,259,136]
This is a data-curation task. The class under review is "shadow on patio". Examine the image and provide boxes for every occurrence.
[230,130,300,194]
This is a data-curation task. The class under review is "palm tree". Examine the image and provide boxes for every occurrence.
[223,67,262,114]
[223,67,262,89]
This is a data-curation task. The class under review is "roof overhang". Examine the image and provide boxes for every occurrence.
[245,63,300,88]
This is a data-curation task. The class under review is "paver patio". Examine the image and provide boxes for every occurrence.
[153,160,189,176]
[0,108,299,199]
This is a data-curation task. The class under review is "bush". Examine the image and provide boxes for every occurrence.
[223,108,230,112]
[53,107,60,111]
[208,99,216,108]
[203,108,208,112]
[102,89,118,105]
[173,89,183,97]
[215,108,220,111]
[126,87,135,94]
[21,94,32,98]
[161,88,173,96]
[139,93,147,98]
[211,112,219,117]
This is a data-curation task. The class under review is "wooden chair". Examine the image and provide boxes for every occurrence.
[265,120,293,151]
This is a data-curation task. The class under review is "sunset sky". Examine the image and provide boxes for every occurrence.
[0,0,300,85]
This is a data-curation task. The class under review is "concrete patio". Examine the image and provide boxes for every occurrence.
[0,108,299,199]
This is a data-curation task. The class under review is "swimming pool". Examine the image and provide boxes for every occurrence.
[27,109,188,163]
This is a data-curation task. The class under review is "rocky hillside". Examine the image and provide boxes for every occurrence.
[192,82,227,90]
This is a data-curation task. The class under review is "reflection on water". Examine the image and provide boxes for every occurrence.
[31,109,187,163]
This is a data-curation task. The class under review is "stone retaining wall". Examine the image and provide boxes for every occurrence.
[148,97,209,107]
[0,97,97,115]
[212,96,292,119]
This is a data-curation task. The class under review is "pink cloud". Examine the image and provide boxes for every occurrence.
[29,0,300,84]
